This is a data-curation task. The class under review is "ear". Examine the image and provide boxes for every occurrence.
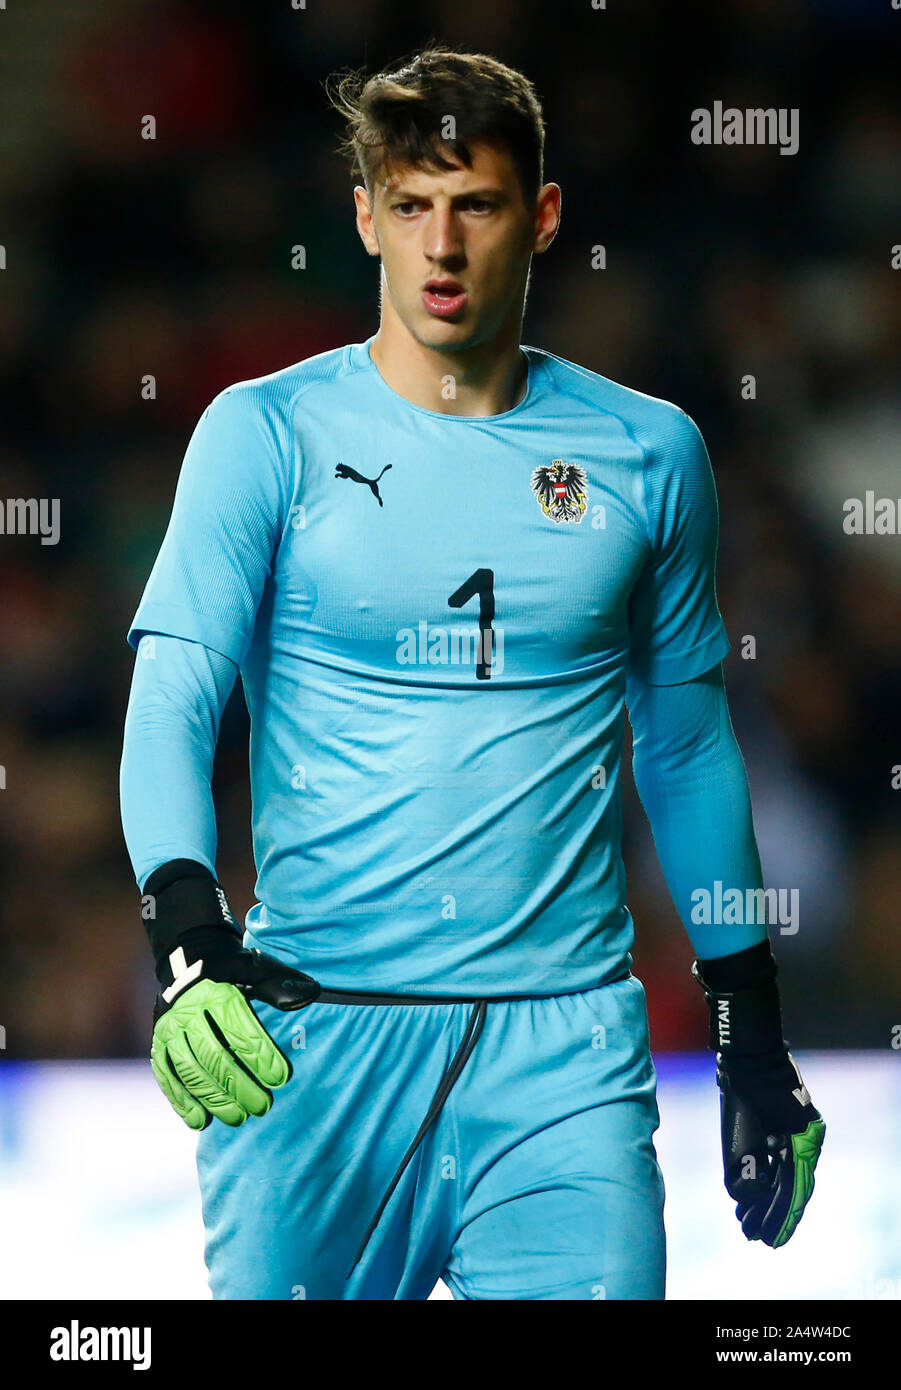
[354,185,380,257]
[533,182,562,254]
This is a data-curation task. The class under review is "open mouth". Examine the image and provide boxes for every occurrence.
[422,281,468,318]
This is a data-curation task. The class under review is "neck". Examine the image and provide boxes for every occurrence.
[369,311,528,418]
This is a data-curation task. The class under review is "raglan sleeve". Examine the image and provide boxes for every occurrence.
[127,385,290,666]
[627,408,731,685]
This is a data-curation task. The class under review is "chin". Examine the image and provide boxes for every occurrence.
[414,317,475,351]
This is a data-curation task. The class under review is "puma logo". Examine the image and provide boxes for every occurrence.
[335,462,392,506]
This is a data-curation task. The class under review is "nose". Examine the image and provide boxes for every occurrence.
[424,205,465,267]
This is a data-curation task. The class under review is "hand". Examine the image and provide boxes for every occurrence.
[151,926,320,1131]
[716,1047,826,1247]
[692,943,825,1248]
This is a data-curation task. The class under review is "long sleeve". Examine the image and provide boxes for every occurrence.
[626,662,768,961]
[119,632,239,892]
[126,384,293,665]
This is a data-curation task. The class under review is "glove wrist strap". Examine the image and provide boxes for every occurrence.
[141,859,241,984]
[692,939,786,1057]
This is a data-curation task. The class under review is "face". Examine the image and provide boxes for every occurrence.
[354,138,560,352]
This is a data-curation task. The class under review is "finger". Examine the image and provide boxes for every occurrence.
[725,1158,770,1205]
[769,1119,826,1248]
[738,1198,766,1242]
[212,986,292,1091]
[758,1170,794,1246]
[748,1121,824,1248]
[165,1029,249,1126]
[150,1041,211,1131]
[190,1011,275,1119]
[724,1129,772,1212]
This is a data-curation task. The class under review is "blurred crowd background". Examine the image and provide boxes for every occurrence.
[0,0,898,1059]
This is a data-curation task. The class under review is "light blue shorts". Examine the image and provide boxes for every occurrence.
[195,972,666,1300]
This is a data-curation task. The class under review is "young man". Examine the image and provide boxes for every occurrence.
[120,46,824,1301]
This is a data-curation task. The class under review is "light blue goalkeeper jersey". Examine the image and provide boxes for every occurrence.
[127,335,730,995]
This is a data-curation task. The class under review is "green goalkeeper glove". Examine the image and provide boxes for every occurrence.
[693,939,826,1248]
[142,859,320,1130]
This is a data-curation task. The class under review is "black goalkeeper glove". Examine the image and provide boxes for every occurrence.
[692,939,826,1248]
[142,859,320,1130]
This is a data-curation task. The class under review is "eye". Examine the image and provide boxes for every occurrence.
[392,201,420,216]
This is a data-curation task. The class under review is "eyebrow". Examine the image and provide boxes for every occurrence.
[384,186,507,202]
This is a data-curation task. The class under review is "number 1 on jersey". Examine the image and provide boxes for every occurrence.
[448,568,495,681]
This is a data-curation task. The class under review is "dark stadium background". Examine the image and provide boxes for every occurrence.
[0,0,898,1062]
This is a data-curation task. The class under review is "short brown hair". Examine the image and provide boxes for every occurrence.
[325,44,546,207]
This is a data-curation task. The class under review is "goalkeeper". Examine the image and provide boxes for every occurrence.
[120,45,823,1299]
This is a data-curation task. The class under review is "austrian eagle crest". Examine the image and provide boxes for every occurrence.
[530,460,588,524]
